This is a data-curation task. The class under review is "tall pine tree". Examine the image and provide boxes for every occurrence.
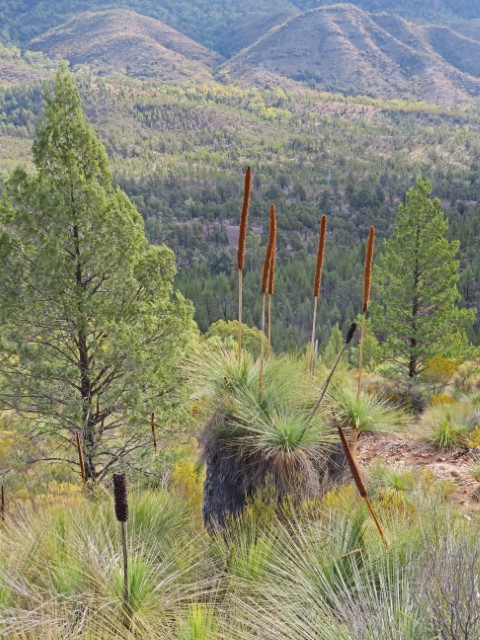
[0,64,194,480]
[371,178,473,378]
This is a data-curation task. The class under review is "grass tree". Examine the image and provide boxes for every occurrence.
[188,347,346,531]
[0,64,194,481]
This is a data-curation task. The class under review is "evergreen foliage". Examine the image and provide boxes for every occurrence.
[0,64,194,480]
[371,178,474,378]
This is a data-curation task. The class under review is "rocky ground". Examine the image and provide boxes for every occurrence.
[357,431,480,508]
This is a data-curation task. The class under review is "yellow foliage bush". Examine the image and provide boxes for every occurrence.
[468,425,480,449]
[170,459,204,507]
[322,484,357,511]
[431,395,456,405]
[15,481,83,513]
[423,356,459,393]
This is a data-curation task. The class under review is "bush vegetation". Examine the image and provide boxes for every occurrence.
[1,61,480,640]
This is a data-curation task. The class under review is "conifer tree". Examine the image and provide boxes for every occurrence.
[371,178,473,378]
[0,64,194,480]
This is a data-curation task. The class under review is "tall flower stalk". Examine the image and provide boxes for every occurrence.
[357,226,375,400]
[267,208,277,356]
[113,472,130,616]
[259,204,276,398]
[310,215,327,373]
[237,167,252,360]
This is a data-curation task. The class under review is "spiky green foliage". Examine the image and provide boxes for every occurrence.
[420,401,473,448]
[1,469,479,639]
[331,385,408,434]
[0,491,215,638]
[189,346,335,458]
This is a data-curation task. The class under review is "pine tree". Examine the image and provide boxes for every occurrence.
[371,178,474,378]
[0,64,194,480]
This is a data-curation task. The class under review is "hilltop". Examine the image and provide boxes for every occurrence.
[1,1,480,103]
[224,4,480,104]
[28,10,222,82]
[0,0,297,57]
[311,0,480,23]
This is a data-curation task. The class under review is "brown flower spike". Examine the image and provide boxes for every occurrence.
[338,426,387,546]
[338,426,367,498]
[262,205,276,294]
[363,226,375,313]
[314,215,327,298]
[268,209,277,295]
[237,167,252,271]
[113,472,129,523]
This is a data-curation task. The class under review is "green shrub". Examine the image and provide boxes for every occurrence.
[420,402,472,449]
[331,385,408,434]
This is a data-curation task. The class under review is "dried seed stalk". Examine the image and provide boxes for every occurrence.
[357,226,375,400]
[151,411,157,454]
[237,167,252,359]
[338,426,387,547]
[311,322,357,417]
[310,215,327,373]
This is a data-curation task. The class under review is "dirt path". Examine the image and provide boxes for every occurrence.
[357,432,480,507]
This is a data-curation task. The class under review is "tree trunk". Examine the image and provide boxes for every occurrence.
[408,340,417,378]
[74,224,96,480]
[409,222,420,379]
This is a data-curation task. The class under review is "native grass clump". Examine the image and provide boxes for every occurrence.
[419,400,477,449]
[1,471,479,640]
[330,383,409,437]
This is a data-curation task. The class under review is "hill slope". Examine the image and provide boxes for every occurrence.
[225,4,480,104]
[28,10,222,81]
[0,0,298,57]
[303,0,480,22]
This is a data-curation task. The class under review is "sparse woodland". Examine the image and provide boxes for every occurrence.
[2,37,480,640]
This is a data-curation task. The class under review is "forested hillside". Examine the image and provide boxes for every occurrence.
[2,0,480,347]
[2,71,480,347]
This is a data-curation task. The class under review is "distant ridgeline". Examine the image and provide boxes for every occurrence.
[0,1,480,101]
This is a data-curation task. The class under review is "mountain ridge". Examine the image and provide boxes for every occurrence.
[28,9,222,82]
[223,4,480,104]
[2,1,480,104]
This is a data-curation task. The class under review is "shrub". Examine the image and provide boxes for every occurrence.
[423,356,459,394]
[365,375,429,414]
[187,346,342,530]
[331,385,408,435]
[420,402,472,449]
[452,359,480,394]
